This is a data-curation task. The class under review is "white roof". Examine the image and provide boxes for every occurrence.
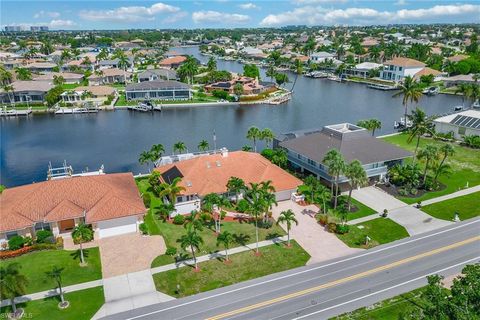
[310,51,335,58]
[434,110,480,124]
[355,62,383,70]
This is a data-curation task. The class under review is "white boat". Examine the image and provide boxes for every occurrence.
[394,117,413,129]
[0,106,32,116]
[127,100,161,112]
[307,71,329,78]
[422,86,439,96]
[472,100,480,109]
[55,107,98,114]
[327,75,342,82]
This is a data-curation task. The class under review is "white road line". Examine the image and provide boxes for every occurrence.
[124,219,479,320]
[292,256,480,320]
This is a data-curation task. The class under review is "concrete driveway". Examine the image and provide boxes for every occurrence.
[272,201,362,264]
[99,233,166,278]
[388,206,453,235]
[350,186,406,212]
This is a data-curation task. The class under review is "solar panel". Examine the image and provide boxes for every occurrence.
[449,115,480,129]
[473,118,480,129]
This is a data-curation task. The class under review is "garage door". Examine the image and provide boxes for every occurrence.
[98,216,138,239]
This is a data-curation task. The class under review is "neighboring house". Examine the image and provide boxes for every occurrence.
[275,123,412,186]
[443,74,476,88]
[97,58,134,70]
[61,85,116,104]
[25,62,57,72]
[309,51,335,63]
[351,62,383,78]
[88,68,132,85]
[125,80,192,101]
[32,72,83,84]
[137,68,178,82]
[434,110,480,139]
[0,80,53,104]
[0,173,146,245]
[380,57,425,82]
[159,56,187,69]
[204,76,272,95]
[412,67,443,81]
[63,59,93,72]
[154,150,302,215]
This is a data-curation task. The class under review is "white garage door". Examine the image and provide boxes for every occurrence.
[98,216,138,239]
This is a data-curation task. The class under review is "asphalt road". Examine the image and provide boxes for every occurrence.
[104,218,480,320]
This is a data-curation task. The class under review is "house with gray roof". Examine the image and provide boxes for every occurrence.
[125,80,192,101]
[137,68,178,82]
[0,81,53,104]
[275,123,412,185]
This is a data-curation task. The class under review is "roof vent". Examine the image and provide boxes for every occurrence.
[186,181,192,187]
[216,161,221,167]
[206,162,211,168]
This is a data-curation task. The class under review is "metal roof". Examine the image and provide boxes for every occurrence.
[450,115,480,129]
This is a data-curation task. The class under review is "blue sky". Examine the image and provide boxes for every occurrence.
[2,1,480,30]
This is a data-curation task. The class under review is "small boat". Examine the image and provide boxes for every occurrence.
[55,107,98,114]
[472,100,480,109]
[453,105,464,112]
[127,100,161,112]
[394,117,413,129]
[422,86,439,96]
[327,75,343,82]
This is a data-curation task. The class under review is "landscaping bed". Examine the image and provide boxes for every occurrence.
[152,241,310,297]
[421,192,480,221]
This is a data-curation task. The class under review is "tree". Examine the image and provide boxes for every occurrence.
[233,83,244,97]
[242,145,253,152]
[96,48,109,61]
[71,224,94,265]
[417,144,439,185]
[46,266,68,306]
[322,149,346,209]
[179,231,203,271]
[217,231,235,262]
[184,210,203,233]
[266,63,276,83]
[0,263,28,315]
[275,73,289,87]
[455,83,472,107]
[434,144,455,183]
[277,209,298,247]
[202,193,229,233]
[150,144,165,162]
[261,128,275,148]
[173,141,187,154]
[177,56,199,84]
[393,75,423,127]
[45,86,64,107]
[357,119,382,136]
[245,183,264,254]
[226,177,246,204]
[197,139,209,151]
[407,107,436,158]
[3,84,14,105]
[344,160,368,211]
[317,185,331,214]
[139,151,152,169]
[246,126,262,152]
[243,64,260,79]
[207,57,217,72]
[53,75,65,87]
[159,177,186,208]
[14,67,32,81]
[117,54,130,84]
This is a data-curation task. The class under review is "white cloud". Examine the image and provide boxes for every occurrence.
[238,3,259,10]
[192,11,250,24]
[260,4,480,26]
[164,11,188,24]
[395,0,407,6]
[78,2,180,23]
[34,11,61,19]
[48,19,76,28]
[293,0,347,4]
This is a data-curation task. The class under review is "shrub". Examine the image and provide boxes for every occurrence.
[462,135,480,149]
[335,224,350,234]
[173,214,185,225]
[8,236,25,250]
[236,199,250,213]
[143,193,151,208]
[316,214,328,226]
[56,236,64,249]
[24,236,33,246]
[139,223,148,235]
[36,230,54,244]
[165,247,177,256]
[258,219,273,229]
[327,222,337,233]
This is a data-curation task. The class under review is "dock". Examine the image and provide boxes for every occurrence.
[0,107,32,117]
[127,100,162,112]
[55,107,99,115]
[367,83,398,91]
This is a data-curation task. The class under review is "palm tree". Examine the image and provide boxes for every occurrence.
[184,210,203,233]
[71,224,94,265]
[46,266,68,306]
[53,75,66,87]
[261,128,275,149]
[207,57,217,72]
[179,230,203,271]
[434,144,455,183]
[15,67,32,81]
[303,175,320,204]
[0,65,12,85]
[454,83,472,107]
[242,145,253,152]
[245,182,264,254]
[226,177,246,204]
[96,48,109,62]
[139,151,152,169]
[277,209,298,247]
[417,144,439,185]
[217,231,234,262]
[150,143,165,161]
[159,177,186,206]
[117,53,130,84]
[198,140,209,151]
[61,49,72,61]
[407,107,436,158]
[357,119,381,136]
[173,141,187,154]
[322,149,346,209]
[0,263,28,315]
[344,160,368,211]
[3,84,15,106]
[246,126,262,152]
[393,76,423,127]
[317,185,331,214]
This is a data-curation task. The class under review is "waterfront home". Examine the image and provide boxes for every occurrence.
[204,76,270,95]
[0,80,53,104]
[125,80,192,101]
[64,59,94,72]
[433,110,480,139]
[32,72,83,84]
[380,57,425,82]
[275,123,412,187]
[88,68,132,85]
[154,150,302,215]
[25,62,57,73]
[61,85,116,104]
[412,67,443,81]
[98,58,134,70]
[351,62,383,78]
[137,68,178,82]
[446,54,469,63]
[159,56,187,69]
[0,173,146,245]
[443,74,477,88]
[309,52,336,63]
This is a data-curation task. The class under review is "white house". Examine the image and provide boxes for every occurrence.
[352,62,383,78]
[434,110,480,140]
[309,51,336,63]
[380,57,425,82]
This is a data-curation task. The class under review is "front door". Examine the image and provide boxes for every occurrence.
[59,219,75,233]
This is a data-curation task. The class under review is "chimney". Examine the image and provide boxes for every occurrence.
[220,147,229,158]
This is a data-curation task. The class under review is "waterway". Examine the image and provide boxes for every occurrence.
[1,46,463,187]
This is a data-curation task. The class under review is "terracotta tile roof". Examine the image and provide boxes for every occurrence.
[414,67,442,79]
[76,86,116,97]
[159,56,187,66]
[155,151,302,197]
[384,57,425,68]
[0,173,146,232]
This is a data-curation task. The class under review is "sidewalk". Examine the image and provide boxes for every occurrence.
[419,185,480,206]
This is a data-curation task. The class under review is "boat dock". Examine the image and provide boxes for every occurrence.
[368,83,398,91]
[0,107,32,117]
[127,100,162,112]
[55,107,99,114]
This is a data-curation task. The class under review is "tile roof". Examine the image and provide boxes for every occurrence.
[155,151,302,197]
[159,56,187,66]
[0,173,146,232]
[0,81,53,93]
[384,57,425,68]
[126,80,190,91]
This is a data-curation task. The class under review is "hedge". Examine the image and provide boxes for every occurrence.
[0,243,58,260]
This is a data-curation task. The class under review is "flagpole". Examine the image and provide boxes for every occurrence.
[213,129,217,153]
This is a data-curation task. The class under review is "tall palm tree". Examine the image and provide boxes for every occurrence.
[317,185,331,214]
[434,144,455,183]
[245,182,264,254]
[454,83,472,107]
[179,230,203,271]
[139,151,152,169]
[14,67,32,81]
[159,177,186,206]
[150,143,165,161]
[417,144,439,185]
[197,140,209,151]
[226,177,246,204]
[393,75,423,127]
[173,141,187,154]
[0,66,13,85]
[71,224,94,265]
[184,210,203,233]
[46,266,67,306]
[407,107,436,159]
[3,84,15,106]
[277,209,298,247]
[357,119,382,136]
[344,160,368,211]
[217,231,234,262]
[261,128,275,149]
[246,126,262,152]
[96,48,109,62]
[322,149,346,209]
[0,263,28,315]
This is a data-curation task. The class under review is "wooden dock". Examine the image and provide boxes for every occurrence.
[0,107,33,117]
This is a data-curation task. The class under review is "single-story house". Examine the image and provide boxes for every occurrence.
[351,62,383,78]
[159,56,187,69]
[25,62,57,73]
[97,58,134,70]
[434,110,480,139]
[309,52,336,63]
[275,123,413,186]
[63,59,93,71]
[125,80,192,101]
[0,80,53,104]
[33,72,83,84]
[154,150,302,215]
[443,74,477,88]
[138,68,178,82]
[0,173,146,245]
[61,85,116,104]
[204,76,272,95]
[88,68,132,85]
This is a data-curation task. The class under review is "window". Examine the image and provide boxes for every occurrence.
[34,222,51,231]
[458,127,466,135]
[6,231,18,240]
[398,66,403,71]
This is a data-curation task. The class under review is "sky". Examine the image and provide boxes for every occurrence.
[1,0,480,30]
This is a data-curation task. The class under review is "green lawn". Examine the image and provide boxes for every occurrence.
[334,287,425,320]
[348,198,377,221]
[61,83,81,90]
[382,133,480,204]
[0,287,104,320]
[421,192,480,221]
[153,241,310,297]
[336,218,409,249]
[0,248,102,294]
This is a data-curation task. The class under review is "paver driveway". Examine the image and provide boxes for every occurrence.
[98,233,166,278]
[272,201,363,264]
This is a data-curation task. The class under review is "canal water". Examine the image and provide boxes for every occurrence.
[1,46,463,187]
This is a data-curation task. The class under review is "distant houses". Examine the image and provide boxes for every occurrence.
[137,68,178,82]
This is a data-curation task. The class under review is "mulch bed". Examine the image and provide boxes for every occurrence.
[377,183,446,200]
